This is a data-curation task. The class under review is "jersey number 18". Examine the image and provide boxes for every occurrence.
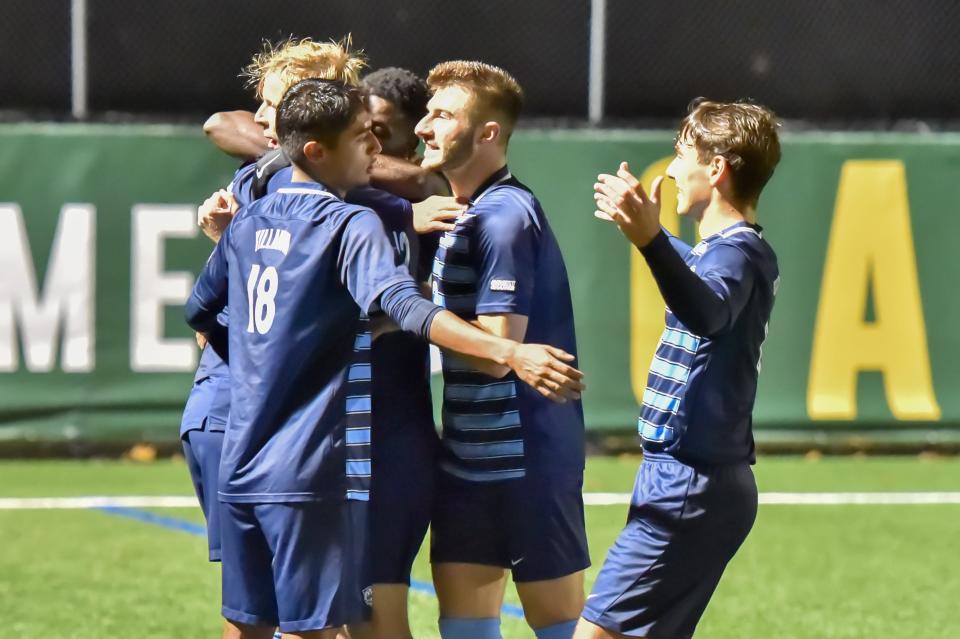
[246,264,278,334]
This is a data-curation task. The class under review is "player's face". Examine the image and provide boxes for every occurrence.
[666,138,712,218]
[369,94,418,160]
[324,107,382,191]
[415,85,479,172]
[254,72,285,150]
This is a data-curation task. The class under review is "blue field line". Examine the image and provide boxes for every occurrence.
[95,506,526,619]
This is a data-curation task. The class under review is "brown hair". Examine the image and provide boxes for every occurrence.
[426,60,524,141]
[678,99,781,205]
[242,36,367,100]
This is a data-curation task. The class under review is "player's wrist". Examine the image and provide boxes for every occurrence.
[637,227,669,252]
[498,338,518,368]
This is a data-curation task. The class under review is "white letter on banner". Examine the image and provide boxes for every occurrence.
[0,203,96,372]
[130,205,197,372]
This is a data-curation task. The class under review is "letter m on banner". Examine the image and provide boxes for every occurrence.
[0,204,96,372]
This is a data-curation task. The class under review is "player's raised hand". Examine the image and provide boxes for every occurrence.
[197,189,238,243]
[507,343,586,403]
[412,195,467,233]
[594,162,665,248]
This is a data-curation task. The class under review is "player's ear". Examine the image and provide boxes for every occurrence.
[478,121,501,145]
[707,155,727,188]
[303,140,325,162]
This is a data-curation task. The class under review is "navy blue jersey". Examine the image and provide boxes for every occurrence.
[231,152,434,435]
[639,222,779,465]
[432,166,584,482]
[349,187,433,432]
[186,181,412,503]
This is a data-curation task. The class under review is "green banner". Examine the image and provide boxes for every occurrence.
[1,124,958,443]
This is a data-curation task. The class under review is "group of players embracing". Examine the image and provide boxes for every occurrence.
[181,34,782,639]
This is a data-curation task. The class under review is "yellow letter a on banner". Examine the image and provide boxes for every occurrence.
[808,160,940,420]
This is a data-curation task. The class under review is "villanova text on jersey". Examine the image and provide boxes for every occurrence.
[639,222,779,465]
[431,166,585,482]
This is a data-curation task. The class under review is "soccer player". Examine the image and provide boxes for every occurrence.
[201,49,457,639]
[579,100,782,639]
[414,61,589,639]
[185,78,585,639]
[179,37,369,578]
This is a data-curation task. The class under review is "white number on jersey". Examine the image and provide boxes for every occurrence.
[246,264,279,335]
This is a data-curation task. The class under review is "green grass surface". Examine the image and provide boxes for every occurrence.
[1,456,958,638]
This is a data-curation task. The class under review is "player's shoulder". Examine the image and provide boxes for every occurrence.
[346,186,412,221]
[474,179,540,229]
[711,224,779,276]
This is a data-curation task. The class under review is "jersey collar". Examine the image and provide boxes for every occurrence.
[279,180,340,199]
[469,165,512,205]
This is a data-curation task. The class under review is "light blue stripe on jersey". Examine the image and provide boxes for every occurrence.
[354,332,372,350]
[346,460,371,477]
[346,489,370,501]
[346,427,371,445]
[348,363,371,381]
[661,327,700,353]
[445,439,524,459]
[445,381,517,401]
[433,260,476,284]
[445,410,522,431]
[642,387,681,413]
[639,419,674,443]
[346,396,371,414]
[439,460,526,482]
[649,355,691,383]
[439,233,470,252]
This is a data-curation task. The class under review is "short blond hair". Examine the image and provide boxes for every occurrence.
[678,99,781,206]
[243,35,367,99]
[426,61,524,140]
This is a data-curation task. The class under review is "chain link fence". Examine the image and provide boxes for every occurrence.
[2,0,958,126]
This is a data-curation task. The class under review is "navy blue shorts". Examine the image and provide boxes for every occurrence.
[179,374,229,439]
[582,452,758,639]
[220,500,371,633]
[430,473,590,582]
[181,428,225,561]
[369,426,438,585]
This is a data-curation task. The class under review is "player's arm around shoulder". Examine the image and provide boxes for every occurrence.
[203,110,269,161]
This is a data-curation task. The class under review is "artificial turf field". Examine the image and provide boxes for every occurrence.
[1,456,958,638]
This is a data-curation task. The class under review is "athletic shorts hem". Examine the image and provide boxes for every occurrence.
[279,614,355,633]
[580,609,651,638]
[369,575,412,587]
[512,557,591,583]
[218,491,341,504]
[221,605,276,628]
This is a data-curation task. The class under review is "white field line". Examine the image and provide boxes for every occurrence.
[584,492,960,506]
[1,493,960,510]
[0,496,198,509]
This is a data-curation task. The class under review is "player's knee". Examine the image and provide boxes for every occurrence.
[438,617,502,639]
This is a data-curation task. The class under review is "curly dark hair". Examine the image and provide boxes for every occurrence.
[362,67,429,122]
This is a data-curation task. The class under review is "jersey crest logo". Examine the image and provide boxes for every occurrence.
[255,228,291,255]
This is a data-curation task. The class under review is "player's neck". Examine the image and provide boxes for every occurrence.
[291,165,347,198]
[698,194,755,238]
[444,151,508,201]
